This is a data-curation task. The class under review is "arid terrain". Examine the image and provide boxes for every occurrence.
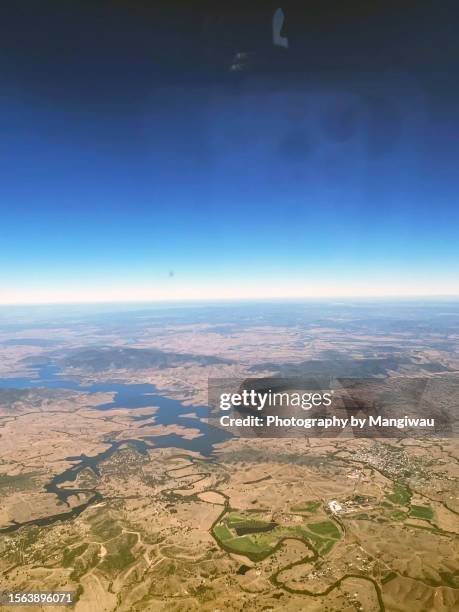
[0,302,458,611]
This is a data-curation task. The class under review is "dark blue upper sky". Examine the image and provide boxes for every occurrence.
[1,1,458,302]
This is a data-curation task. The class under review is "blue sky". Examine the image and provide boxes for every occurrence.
[1,2,458,303]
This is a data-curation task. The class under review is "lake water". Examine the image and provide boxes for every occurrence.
[0,364,230,455]
[0,364,231,529]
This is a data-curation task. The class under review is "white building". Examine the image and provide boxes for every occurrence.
[328,500,343,514]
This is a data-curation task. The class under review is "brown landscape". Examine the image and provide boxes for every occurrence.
[0,302,458,611]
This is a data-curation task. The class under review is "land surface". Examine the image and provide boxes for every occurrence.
[0,302,458,611]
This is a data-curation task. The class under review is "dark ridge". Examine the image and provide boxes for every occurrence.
[58,346,232,371]
[249,356,411,377]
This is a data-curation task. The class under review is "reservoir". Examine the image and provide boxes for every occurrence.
[0,364,232,532]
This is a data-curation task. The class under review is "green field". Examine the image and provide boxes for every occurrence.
[213,524,232,541]
[390,509,406,521]
[386,483,411,506]
[290,501,321,513]
[226,512,273,531]
[222,535,269,557]
[212,512,341,561]
[409,505,434,520]
[307,520,341,539]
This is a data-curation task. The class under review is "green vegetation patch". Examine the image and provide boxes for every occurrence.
[386,483,411,506]
[354,513,370,520]
[307,520,341,539]
[212,511,341,561]
[223,535,272,558]
[213,525,232,542]
[390,509,406,520]
[409,505,434,520]
[290,501,321,513]
[63,543,88,568]
[320,539,336,556]
[99,532,138,573]
[90,514,122,541]
[439,571,459,589]
[227,513,272,530]
[70,543,100,581]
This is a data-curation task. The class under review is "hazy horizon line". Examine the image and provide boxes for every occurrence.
[1,294,459,308]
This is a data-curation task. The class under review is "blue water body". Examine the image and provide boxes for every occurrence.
[0,364,231,489]
[0,363,234,533]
